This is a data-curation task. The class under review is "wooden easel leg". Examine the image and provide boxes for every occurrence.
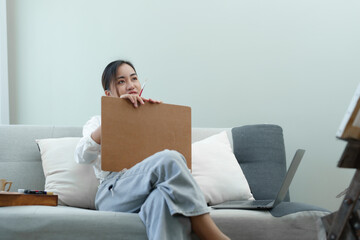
[324,169,360,240]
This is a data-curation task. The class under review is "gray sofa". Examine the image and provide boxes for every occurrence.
[0,124,329,240]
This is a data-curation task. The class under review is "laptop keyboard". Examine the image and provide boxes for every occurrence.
[247,200,273,206]
[216,199,273,207]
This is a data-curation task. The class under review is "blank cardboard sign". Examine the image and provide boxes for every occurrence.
[101,96,191,171]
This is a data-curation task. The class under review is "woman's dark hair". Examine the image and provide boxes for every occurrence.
[101,60,136,91]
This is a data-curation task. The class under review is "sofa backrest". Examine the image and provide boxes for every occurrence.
[0,125,288,201]
[0,125,83,191]
[0,125,231,192]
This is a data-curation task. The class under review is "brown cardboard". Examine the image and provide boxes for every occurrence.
[101,96,191,171]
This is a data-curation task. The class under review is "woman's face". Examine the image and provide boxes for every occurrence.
[107,63,141,97]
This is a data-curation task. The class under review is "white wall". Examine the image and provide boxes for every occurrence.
[0,0,9,124]
[6,0,360,211]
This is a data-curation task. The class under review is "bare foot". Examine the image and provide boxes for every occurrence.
[190,214,230,240]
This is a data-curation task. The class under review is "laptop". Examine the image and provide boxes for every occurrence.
[211,149,305,210]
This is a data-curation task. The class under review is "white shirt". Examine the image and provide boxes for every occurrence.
[74,115,111,183]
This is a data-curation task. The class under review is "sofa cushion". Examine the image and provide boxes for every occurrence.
[36,137,99,209]
[269,201,330,217]
[0,205,329,240]
[232,124,290,201]
[192,131,254,205]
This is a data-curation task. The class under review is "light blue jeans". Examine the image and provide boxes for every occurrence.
[95,150,210,240]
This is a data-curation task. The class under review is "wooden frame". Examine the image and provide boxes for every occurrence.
[321,141,360,240]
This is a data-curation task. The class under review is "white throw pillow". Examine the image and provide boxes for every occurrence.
[192,131,254,205]
[36,137,99,209]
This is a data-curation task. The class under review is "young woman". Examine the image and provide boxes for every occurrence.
[75,60,230,240]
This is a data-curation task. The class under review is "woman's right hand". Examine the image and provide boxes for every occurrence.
[120,94,145,108]
[120,94,162,107]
